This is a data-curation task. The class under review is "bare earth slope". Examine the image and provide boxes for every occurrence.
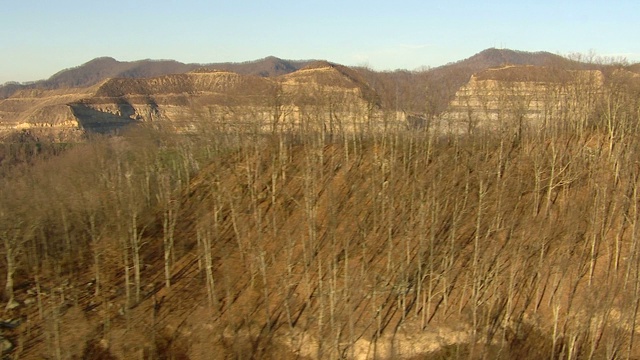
[0,86,98,141]
[0,63,384,139]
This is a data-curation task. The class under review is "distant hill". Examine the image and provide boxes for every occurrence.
[447,48,571,70]
[0,58,196,99]
[0,62,380,139]
[46,57,195,89]
[357,48,585,115]
[207,56,315,77]
[0,48,621,113]
[0,56,316,99]
[0,82,24,100]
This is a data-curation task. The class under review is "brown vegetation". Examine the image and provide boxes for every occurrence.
[0,53,640,360]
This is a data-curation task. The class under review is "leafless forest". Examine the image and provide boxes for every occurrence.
[1,58,640,359]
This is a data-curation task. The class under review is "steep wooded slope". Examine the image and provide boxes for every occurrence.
[2,117,640,358]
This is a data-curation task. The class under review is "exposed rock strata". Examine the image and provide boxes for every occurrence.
[5,62,638,141]
[0,65,386,140]
[440,66,605,134]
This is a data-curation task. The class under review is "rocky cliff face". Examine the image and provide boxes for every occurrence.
[0,64,385,140]
[0,87,96,141]
[7,61,635,142]
[440,66,605,134]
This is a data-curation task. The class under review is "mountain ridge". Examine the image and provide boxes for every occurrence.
[5,48,633,100]
[0,56,317,99]
[2,48,639,141]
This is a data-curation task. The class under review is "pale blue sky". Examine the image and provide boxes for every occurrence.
[1,0,638,83]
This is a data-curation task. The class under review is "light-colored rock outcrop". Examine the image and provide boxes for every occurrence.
[8,63,628,141]
[440,66,605,134]
[0,87,95,140]
[1,65,389,140]
[280,324,471,360]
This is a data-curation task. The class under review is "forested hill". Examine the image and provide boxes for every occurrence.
[0,56,316,99]
[1,82,640,357]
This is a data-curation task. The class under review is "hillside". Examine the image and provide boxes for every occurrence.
[448,48,572,69]
[439,63,640,135]
[0,48,584,106]
[355,48,575,116]
[1,48,608,142]
[0,86,99,141]
[0,63,387,139]
[2,113,640,358]
[2,48,637,145]
[0,57,315,100]
[440,66,607,133]
[628,63,640,74]
[0,46,639,358]
[207,56,316,77]
[84,65,380,134]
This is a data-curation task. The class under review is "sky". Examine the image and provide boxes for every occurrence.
[1,0,639,84]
